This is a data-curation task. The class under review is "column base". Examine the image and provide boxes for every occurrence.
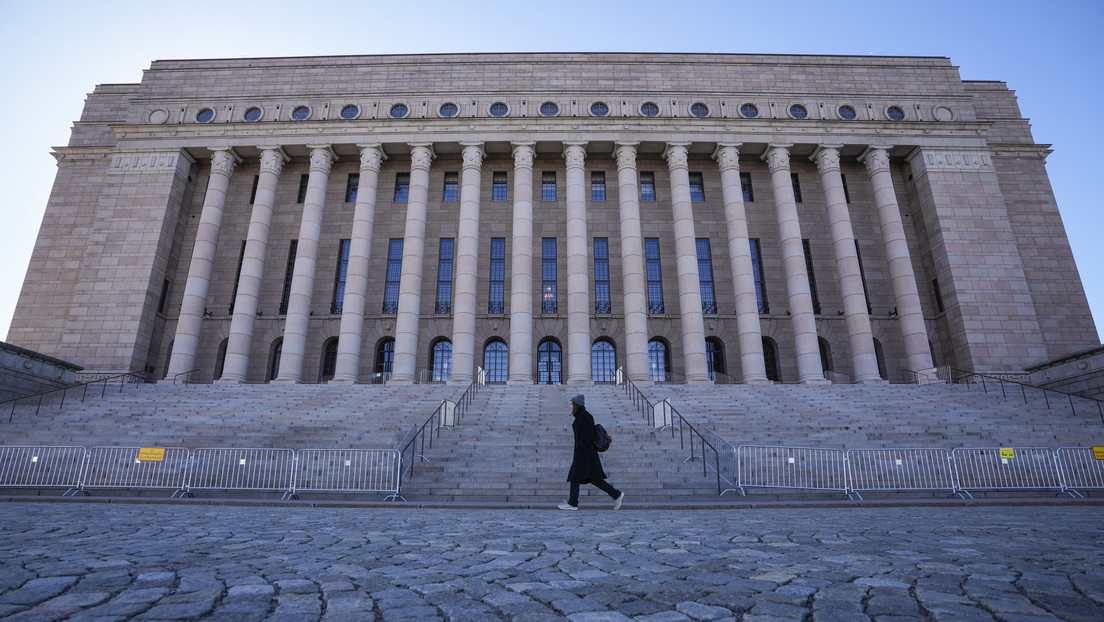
[800,376,832,385]
[388,378,415,386]
[447,378,472,386]
[854,376,889,385]
[270,377,301,385]
[567,379,594,386]
[214,376,247,385]
[329,375,357,384]
[742,378,773,385]
[507,378,534,386]
[686,378,714,386]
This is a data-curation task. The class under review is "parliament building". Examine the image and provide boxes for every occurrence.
[9,53,1100,387]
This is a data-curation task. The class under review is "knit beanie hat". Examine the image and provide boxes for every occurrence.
[570,394,586,408]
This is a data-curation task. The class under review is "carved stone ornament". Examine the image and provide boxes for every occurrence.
[862,148,891,175]
[109,151,190,175]
[359,145,384,173]
[713,145,740,173]
[512,144,535,170]
[210,149,238,178]
[259,148,287,176]
[309,147,335,174]
[614,144,637,171]
[563,144,586,169]
[664,144,689,170]
[462,144,486,169]
[814,147,841,174]
[410,145,434,172]
[764,146,791,174]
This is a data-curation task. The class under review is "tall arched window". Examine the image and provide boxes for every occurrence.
[648,339,669,382]
[268,338,283,382]
[374,338,395,383]
[591,339,617,383]
[320,338,339,382]
[762,337,779,382]
[214,338,228,381]
[706,337,725,380]
[873,338,888,380]
[818,337,834,374]
[537,339,562,384]
[430,339,452,382]
[483,340,508,383]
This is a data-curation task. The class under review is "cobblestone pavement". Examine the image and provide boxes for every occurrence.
[1,503,1102,621]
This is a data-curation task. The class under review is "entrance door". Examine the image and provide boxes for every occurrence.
[537,339,562,384]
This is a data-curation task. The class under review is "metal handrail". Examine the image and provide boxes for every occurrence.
[660,401,730,496]
[395,374,481,491]
[173,368,200,386]
[618,368,654,425]
[5,371,147,423]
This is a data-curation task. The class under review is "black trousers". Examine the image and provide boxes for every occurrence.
[568,479,621,506]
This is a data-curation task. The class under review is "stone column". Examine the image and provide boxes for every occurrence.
[764,144,824,383]
[813,145,882,383]
[165,148,239,381]
[219,147,287,384]
[449,143,485,385]
[331,144,385,383]
[389,144,435,385]
[563,142,592,385]
[713,143,768,383]
[275,145,336,383]
[614,142,650,383]
[663,143,711,384]
[508,143,536,385]
[861,146,935,374]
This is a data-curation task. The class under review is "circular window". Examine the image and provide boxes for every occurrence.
[195,108,215,123]
[589,102,609,117]
[690,102,710,118]
[340,105,360,120]
[291,106,311,121]
[489,102,509,117]
[438,103,458,118]
[837,105,857,120]
[243,107,262,122]
[886,105,906,121]
[640,102,659,117]
[389,103,409,119]
[739,103,759,119]
[789,104,808,119]
[539,101,559,117]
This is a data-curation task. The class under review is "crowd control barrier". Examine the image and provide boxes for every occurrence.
[736,445,848,496]
[951,447,1067,498]
[77,446,190,497]
[294,449,402,500]
[0,446,86,493]
[1054,447,1104,498]
[187,448,296,500]
[846,448,958,500]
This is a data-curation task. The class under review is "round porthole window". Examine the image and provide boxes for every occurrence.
[439,103,458,118]
[590,101,609,117]
[196,108,215,123]
[640,102,659,117]
[788,104,808,119]
[690,102,710,118]
[739,103,759,118]
[540,101,559,117]
[340,105,360,120]
[886,105,906,121]
[489,102,509,117]
[243,107,262,122]
[389,103,409,119]
[837,105,857,120]
[291,106,311,121]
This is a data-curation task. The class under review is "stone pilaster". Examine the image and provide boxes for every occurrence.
[219,147,287,383]
[508,143,536,385]
[713,143,768,383]
[764,144,824,383]
[450,143,485,385]
[813,145,882,383]
[664,143,711,384]
[332,144,385,383]
[614,142,650,384]
[389,144,435,384]
[165,148,239,381]
[563,142,592,385]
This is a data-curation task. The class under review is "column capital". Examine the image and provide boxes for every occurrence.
[257,147,289,176]
[711,143,742,172]
[663,143,690,170]
[356,144,387,173]
[811,145,844,174]
[408,143,436,171]
[761,144,793,174]
[460,142,486,169]
[613,142,638,171]
[859,145,893,175]
[512,142,535,169]
[305,145,337,174]
[209,148,242,178]
[563,142,587,169]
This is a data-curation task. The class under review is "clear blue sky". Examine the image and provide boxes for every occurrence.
[1,0,1101,346]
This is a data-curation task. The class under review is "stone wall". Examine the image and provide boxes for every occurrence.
[0,341,82,401]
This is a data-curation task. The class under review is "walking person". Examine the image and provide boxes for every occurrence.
[559,394,624,510]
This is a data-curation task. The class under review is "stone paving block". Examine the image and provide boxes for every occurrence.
[5,604,83,620]
[226,584,276,599]
[134,600,216,620]
[676,600,733,620]
[565,612,634,621]
[40,592,111,608]
[0,576,80,606]
[275,578,318,594]
[811,609,871,622]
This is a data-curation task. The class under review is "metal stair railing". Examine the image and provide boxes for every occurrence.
[172,368,200,385]
[657,400,734,496]
[4,371,148,423]
[617,367,655,424]
[395,375,482,494]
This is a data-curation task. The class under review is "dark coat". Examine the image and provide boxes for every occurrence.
[567,406,607,483]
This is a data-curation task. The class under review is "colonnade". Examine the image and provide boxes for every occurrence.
[164,140,935,385]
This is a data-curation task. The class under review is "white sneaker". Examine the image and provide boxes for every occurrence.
[613,492,625,510]
[558,502,578,511]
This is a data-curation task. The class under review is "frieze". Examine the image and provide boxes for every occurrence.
[908,148,995,175]
[109,150,193,175]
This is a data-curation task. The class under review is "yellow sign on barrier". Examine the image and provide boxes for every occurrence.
[1093,447,1104,460]
[1000,448,1015,459]
[137,448,166,462]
